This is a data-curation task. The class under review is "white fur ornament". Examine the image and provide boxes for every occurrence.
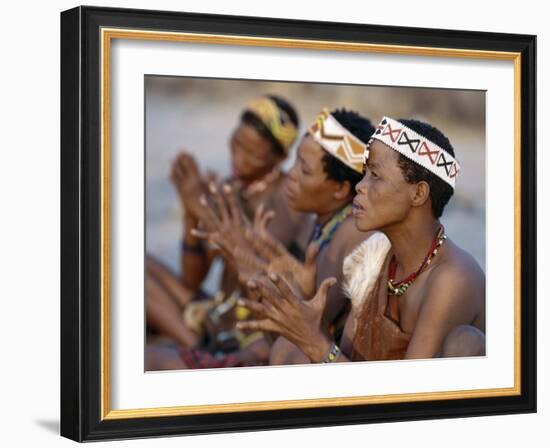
[342,232,391,327]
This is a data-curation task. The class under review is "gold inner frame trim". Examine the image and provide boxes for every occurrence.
[100,27,522,420]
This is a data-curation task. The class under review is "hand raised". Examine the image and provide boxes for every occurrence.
[170,152,208,222]
[190,182,252,263]
[245,211,320,298]
[236,273,337,360]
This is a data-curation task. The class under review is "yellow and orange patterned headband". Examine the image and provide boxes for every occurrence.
[308,108,368,174]
[245,97,298,154]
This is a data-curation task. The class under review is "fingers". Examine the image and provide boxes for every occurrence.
[242,229,271,262]
[254,274,284,309]
[248,210,286,259]
[281,271,307,300]
[234,247,269,273]
[172,152,197,183]
[190,228,210,240]
[253,202,265,230]
[235,251,269,287]
[236,319,279,334]
[252,208,284,258]
[222,183,243,225]
[304,242,320,267]
[259,209,275,234]
[244,279,263,302]
[178,152,199,176]
[237,297,266,317]
[170,156,185,188]
[209,182,230,223]
[312,277,337,309]
[209,233,235,260]
[204,169,218,184]
[268,271,300,304]
[257,226,288,260]
[198,194,222,231]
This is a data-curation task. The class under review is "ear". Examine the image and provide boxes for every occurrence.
[332,180,352,200]
[410,180,431,208]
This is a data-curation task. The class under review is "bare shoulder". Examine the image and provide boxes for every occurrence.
[422,237,485,316]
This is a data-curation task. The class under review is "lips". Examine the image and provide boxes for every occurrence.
[352,199,364,211]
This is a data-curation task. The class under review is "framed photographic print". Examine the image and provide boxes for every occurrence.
[60,5,536,442]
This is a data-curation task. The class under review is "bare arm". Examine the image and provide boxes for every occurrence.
[180,215,214,291]
[405,265,483,359]
[170,152,214,290]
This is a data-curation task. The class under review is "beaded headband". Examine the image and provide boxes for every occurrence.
[245,97,298,154]
[308,108,368,174]
[366,117,460,189]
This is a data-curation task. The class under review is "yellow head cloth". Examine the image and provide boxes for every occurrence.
[308,108,368,174]
[245,97,298,154]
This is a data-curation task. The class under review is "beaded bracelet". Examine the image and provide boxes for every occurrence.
[181,239,205,255]
[321,342,341,363]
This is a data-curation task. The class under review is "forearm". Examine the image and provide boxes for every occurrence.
[232,337,271,365]
[146,257,194,307]
[146,278,199,348]
[180,217,211,290]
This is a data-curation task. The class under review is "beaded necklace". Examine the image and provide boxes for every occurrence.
[308,204,353,253]
[387,225,447,296]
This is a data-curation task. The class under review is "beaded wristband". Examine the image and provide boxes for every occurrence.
[321,342,341,363]
[181,239,205,255]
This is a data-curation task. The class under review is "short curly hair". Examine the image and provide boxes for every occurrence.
[321,109,375,193]
[396,119,455,218]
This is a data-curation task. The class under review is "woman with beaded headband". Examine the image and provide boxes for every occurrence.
[223,107,377,366]
[145,95,311,365]
[146,107,377,370]
[237,117,486,363]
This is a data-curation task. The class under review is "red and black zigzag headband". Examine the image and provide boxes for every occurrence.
[367,117,460,189]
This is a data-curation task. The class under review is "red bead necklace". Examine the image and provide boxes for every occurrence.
[387,225,447,296]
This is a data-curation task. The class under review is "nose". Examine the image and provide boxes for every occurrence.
[355,173,368,195]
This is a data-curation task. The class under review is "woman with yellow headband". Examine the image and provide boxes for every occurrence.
[145,95,312,366]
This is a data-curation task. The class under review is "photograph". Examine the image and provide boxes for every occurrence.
[59,6,536,441]
[143,76,487,371]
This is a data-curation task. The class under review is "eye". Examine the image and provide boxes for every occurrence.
[365,164,379,179]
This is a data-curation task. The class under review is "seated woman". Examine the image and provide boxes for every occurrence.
[146,95,310,354]
[237,117,486,363]
[146,108,377,370]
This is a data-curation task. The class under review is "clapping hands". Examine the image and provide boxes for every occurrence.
[170,152,210,226]
[190,179,321,298]
[236,273,337,361]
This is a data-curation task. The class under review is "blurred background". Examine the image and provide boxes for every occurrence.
[146,76,485,294]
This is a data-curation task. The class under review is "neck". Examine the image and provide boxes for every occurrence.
[316,199,351,225]
[384,213,441,275]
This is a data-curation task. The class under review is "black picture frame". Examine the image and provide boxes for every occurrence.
[60,5,536,442]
